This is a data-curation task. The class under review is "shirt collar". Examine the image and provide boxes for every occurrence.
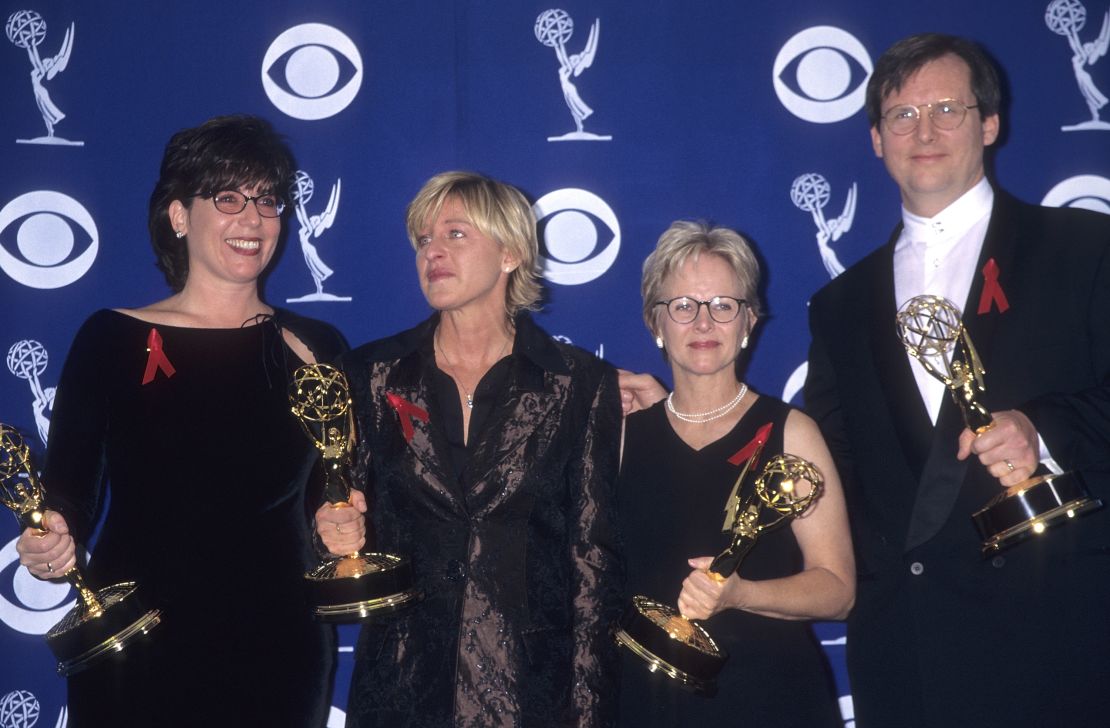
[411,311,569,377]
[898,178,994,250]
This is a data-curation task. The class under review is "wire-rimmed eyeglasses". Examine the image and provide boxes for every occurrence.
[654,296,747,324]
[194,190,286,218]
[880,98,979,136]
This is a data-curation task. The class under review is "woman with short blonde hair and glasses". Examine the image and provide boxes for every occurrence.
[616,220,853,727]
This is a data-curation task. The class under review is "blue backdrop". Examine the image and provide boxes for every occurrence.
[2,1,1108,725]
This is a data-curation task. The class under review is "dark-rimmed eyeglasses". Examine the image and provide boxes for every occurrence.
[880,98,979,135]
[654,296,746,324]
[194,190,286,218]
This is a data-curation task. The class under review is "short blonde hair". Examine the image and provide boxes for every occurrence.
[640,220,763,334]
[406,171,542,317]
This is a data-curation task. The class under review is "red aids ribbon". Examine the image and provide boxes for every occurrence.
[727,422,774,466]
[385,392,429,443]
[977,257,1010,315]
[141,328,176,385]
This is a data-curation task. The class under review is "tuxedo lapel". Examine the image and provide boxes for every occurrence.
[960,193,1017,385]
[869,233,935,479]
[904,193,1015,551]
[905,396,970,550]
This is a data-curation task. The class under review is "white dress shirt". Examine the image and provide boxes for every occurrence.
[892,178,1058,470]
[894,177,993,424]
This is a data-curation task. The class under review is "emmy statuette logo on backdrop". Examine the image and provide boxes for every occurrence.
[790,173,857,278]
[773,26,872,124]
[535,9,611,142]
[0,689,67,728]
[781,174,858,406]
[0,688,66,728]
[1045,0,1109,131]
[285,171,349,303]
[532,188,620,285]
[262,23,363,121]
[0,191,98,289]
[5,10,81,146]
[6,340,54,445]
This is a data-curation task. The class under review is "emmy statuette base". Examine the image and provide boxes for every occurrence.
[46,582,162,676]
[613,596,725,696]
[305,552,421,623]
[972,472,1103,554]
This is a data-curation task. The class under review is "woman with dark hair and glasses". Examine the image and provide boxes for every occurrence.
[15,115,345,727]
[616,221,853,727]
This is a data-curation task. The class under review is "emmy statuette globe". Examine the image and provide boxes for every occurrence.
[290,364,421,621]
[614,448,824,694]
[896,295,1102,553]
[0,424,161,675]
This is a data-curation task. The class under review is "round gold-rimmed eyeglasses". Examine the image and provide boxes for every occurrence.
[880,98,979,135]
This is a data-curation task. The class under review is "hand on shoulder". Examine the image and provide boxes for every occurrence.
[617,369,667,416]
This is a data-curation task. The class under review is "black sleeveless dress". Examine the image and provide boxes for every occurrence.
[616,395,841,727]
[43,309,344,728]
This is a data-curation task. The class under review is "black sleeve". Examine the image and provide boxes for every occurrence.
[1020,233,1110,481]
[41,312,112,546]
[803,297,856,490]
[566,362,624,726]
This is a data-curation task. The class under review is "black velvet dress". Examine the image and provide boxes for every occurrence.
[616,396,841,728]
[42,309,344,728]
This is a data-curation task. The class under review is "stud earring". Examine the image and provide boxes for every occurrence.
[740,335,749,349]
[175,230,185,239]
[655,336,664,349]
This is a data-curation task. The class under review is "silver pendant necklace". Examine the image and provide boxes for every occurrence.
[436,333,512,409]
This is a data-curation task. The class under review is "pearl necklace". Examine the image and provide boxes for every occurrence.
[436,333,512,409]
[666,383,748,424]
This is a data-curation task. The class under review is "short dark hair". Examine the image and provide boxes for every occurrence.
[865,33,1001,128]
[147,115,294,291]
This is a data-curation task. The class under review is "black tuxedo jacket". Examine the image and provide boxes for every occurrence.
[805,191,1110,728]
[340,313,623,728]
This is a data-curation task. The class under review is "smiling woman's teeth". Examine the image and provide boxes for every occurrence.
[227,239,260,250]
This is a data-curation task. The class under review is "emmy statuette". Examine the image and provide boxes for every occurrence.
[290,364,420,621]
[613,445,824,694]
[896,295,1102,553]
[0,424,161,676]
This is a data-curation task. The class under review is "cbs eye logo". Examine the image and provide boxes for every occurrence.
[1042,175,1110,214]
[773,26,872,124]
[0,191,98,290]
[532,189,620,286]
[0,534,75,635]
[262,23,363,121]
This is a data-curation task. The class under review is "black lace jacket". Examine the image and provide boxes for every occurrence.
[341,312,624,728]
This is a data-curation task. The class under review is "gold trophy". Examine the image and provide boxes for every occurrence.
[613,446,824,694]
[896,295,1102,553]
[290,363,421,621]
[0,424,161,676]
